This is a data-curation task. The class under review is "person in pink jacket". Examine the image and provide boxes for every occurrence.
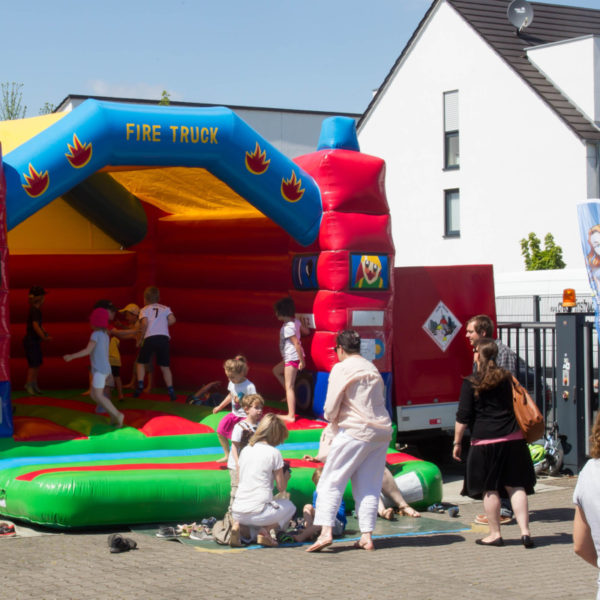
[307,329,392,552]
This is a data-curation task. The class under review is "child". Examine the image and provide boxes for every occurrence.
[272,296,309,422]
[63,308,124,428]
[110,304,141,400]
[117,303,155,393]
[227,393,264,517]
[213,355,256,463]
[23,286,51,395]
[293,466,347,543]
[185,380,222,406]
[83,300,116,398]
[134,287,176,401]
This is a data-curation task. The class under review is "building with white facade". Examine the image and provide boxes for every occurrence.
[357,0,600,302]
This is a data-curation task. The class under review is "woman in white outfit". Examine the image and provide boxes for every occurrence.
[308,329,392,552]
[231,413,296,547]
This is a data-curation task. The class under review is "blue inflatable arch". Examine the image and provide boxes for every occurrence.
[3,100,322,245]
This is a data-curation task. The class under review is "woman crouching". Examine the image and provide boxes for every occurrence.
[231,413,295,547]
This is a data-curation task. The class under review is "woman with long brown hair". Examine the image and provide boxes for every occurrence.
[453,338,536,548]
[573,412,600,598]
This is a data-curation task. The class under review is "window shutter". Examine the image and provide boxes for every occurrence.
[444,91,459,131]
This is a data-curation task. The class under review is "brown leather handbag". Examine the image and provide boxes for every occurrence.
[511,376,545,443]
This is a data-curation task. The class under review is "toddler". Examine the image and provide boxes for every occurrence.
[227,393,264,514]
[213,355,256,462]
[63,308,124,428]
[272,296,308,422]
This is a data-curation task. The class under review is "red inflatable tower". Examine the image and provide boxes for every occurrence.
[292,118,395,416]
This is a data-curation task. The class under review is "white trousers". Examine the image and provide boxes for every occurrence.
[314,430,388,533]
[232,498,296,531]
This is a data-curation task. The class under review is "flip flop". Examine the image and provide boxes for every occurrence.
[306,538,332,552]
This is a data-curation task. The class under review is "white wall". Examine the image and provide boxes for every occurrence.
[358,0,588,279]
[527,35,599,124]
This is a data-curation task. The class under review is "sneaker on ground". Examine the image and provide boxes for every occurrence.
[24,384,36,396]
[156,526,179,538]
[0,522,16,537]
[168,389,177,402]
[474,514,513,525]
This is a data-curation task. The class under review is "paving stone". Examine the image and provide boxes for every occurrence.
[1,475,595,599]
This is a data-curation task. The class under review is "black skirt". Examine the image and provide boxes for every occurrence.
[461,439,536,500]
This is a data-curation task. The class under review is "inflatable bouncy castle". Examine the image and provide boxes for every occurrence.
[0,102,443,529]
[1,101,394,429]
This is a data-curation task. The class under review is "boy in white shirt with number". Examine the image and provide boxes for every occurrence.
[134,286,177,401]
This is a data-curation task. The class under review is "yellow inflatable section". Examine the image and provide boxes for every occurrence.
[1,112,265,253]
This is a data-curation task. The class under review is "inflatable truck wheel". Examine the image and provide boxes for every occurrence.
[294,372,314,416]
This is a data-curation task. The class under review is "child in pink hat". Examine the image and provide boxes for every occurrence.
[63,308,125,427]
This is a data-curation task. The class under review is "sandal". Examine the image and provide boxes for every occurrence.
[176,523,196,537]
[306,537,332,552]
[230,523,242,547]
[256,533,278,547]
[353,540,375,551]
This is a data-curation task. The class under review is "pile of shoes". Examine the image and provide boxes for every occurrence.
[0,522,15,537]
[107,534,137,553]
[155,522,215,541]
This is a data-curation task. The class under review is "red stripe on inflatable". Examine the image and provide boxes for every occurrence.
[16,461,230,481]
[16,455,411,480]
[385,452,423,464]
[262,407,326,431]
[12,417,88,442]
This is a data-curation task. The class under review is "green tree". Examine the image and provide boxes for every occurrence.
[520,232,566,270]
[0,82,27,120]
[39,102,55,115]
[158,90,170,106]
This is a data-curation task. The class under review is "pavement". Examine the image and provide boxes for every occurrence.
[1,472,596,600]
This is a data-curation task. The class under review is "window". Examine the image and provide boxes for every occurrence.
[444,91,459,169]
[444,189,460,237]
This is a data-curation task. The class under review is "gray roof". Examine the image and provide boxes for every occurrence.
[360,0,600,141]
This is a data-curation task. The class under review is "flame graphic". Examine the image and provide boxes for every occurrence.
[245,142,270,175]
[65,133,92,168]
[22,163,50,198]
[281,170,305,203]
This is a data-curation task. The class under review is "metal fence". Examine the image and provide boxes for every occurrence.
[497,295,599,457]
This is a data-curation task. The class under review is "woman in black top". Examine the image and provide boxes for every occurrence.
[453,338,536,548]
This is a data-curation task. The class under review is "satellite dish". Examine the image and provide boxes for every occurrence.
[507,0,534,32]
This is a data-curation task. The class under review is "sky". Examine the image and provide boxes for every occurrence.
[3,0,600,118]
